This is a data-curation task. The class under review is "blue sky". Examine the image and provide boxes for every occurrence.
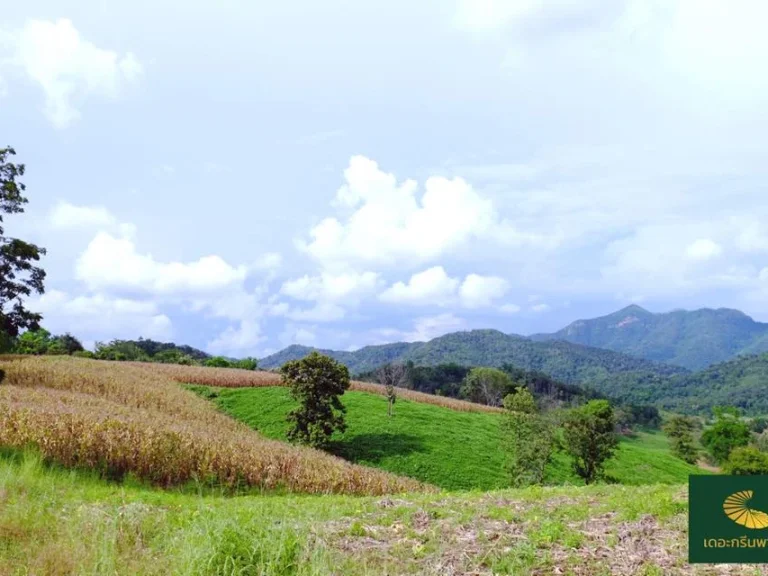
[2,0,768,356]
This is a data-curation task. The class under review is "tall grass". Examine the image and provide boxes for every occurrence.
[137,362,503,414]
[0,356,429,495]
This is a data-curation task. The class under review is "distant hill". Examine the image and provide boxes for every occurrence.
[530,305,768,370]
[259,329,686,386]
[586,352,768,416]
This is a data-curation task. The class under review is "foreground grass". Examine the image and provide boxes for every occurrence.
[195,386,704,491]
[1,450,756,576]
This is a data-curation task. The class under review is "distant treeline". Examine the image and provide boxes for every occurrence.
[2,329,258,371]
[356,361,661,429]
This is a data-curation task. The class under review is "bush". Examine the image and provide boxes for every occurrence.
[750,417,768,434]
[724,447,768,475]
[280,352,350,449]
[233,357,258,371]
[562,400,618,484]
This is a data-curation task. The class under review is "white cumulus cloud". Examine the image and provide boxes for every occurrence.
[76,231,248,295]
[379,266,459,305]
[3,18,142,128]
[459,274,509,308]
[686,239,723,261]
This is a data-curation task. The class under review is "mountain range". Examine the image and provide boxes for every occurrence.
[260,328,686,386]
[531,305,768,370]
[259,305,768,414]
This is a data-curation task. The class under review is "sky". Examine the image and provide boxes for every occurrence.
[1,0,768,357]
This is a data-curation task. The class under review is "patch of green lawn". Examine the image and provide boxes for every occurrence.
[199,386,705,490]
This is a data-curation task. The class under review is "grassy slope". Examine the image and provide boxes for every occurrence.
[201,386,703,491]
[1,449,730,576]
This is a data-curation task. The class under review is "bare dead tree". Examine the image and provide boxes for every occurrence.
[376,363,408,417]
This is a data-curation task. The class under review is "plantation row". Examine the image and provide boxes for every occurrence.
[0,356,428,495]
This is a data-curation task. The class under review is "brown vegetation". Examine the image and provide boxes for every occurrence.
[0,356,429,495]
[137,362,504,414]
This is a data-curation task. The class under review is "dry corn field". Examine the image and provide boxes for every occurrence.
[135,361,503,414]
[0,356,430,495]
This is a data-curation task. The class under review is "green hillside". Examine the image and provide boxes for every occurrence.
[259,329,686,387]
[580,352,768,416]
[195,385,703,490]
[532,305,768,370]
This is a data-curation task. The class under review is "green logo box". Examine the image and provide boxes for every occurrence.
[690,475,768,563]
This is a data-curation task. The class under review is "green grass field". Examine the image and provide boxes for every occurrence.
[192,386,704,490]
[0,448,715,575]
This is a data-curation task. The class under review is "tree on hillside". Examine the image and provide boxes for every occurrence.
[724,446,768,475]
[461,367,513,407]
[562,400,619,484]
[376,363,407,417]
[663,415,699,464]
[701,406,751,464]
[1,147,47,339]
[502,387,557,486]
[280,352,351,449]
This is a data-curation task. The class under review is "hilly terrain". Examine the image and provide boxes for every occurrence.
[586,351,768,416]
[259,329,686,387]
[531,304,768,370]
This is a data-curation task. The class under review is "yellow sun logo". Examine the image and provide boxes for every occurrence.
[724,491,768,529]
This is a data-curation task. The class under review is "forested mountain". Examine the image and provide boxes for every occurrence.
[586,352,768,416]
[259,329,685,385]
[531,304,768,370]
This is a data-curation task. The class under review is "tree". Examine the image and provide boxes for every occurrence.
[0,147,46,338]
[562,400,619,484]
[502,387,557,486]
[205,356,233,368]
[53,333,84,355]
[234,357,258,371]
[280,352,350,448]
[663,415,699,464]
[750,417,768,434]
[376,363,407,417]
[14,328,52,355]
[701,406,751,464]
[461,367,513,407]
[724,447,768,475]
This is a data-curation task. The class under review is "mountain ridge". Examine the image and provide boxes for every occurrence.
[530,304,768,370]
[260,328,686,387]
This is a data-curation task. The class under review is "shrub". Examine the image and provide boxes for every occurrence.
[750,417,768,434]
[724,446,768,475]
[233,357,258,371]
[72,350,95,359]
[562,400,618,484]
[280,352,350,449]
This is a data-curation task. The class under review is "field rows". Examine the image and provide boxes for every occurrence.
[0,356,429,495]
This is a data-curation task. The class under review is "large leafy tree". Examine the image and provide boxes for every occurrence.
[280,352,350,449]
[0,147,46,338]
[701,406,751,464]
[461,367,513,407]
[663,415,699,464]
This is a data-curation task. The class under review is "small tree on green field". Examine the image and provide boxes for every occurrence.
[724,447,768,475]
[502,387,557,486]
[461,367,513,407]
[663,415,699,464]
[280,352,351,449]
[701,406,751,464]
[562,400,618,484]
[376,363,407,417]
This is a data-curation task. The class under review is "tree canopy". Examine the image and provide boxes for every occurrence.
[0,147,46,339]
